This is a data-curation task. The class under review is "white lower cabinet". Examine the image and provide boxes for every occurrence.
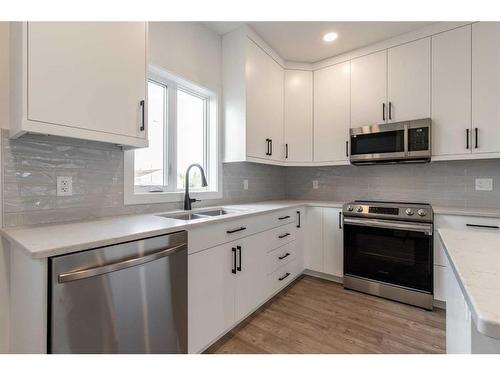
[188,208,305,353]
[305,206,343,277]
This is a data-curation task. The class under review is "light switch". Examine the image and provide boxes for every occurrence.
[312,180,319,189]
[475,178,493,191]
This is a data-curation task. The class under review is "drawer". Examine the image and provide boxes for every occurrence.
[266,241,296,275]
[266,222,296,252]
[267,258,300,295]
[435,214,500,232]
[188,208,301,254]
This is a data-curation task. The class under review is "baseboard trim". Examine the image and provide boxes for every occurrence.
[303,269,343,284]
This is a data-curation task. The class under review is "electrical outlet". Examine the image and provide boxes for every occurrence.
[312,180,319,189]
[57,176,73,196]
[475,178,493,191]
[243,179,249,190]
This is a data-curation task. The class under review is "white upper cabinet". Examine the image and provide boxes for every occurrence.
[10,22,148,148]
[314,62,350,164]
[431,25,472,157]
[387,38,431,122]
[472,22,500,155]
[284,70,313,163]
[223,29,284,164]
[350,50,387,128]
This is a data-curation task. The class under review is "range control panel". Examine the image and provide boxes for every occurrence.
[343,201,433,223]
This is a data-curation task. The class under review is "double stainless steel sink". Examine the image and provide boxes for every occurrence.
[157,208,246,221]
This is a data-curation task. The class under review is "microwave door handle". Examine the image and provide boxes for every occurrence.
[343,217,432,235]
[58,243,187,283]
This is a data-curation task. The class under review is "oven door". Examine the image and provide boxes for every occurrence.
[350,122,406,163]
[343,217,433,293]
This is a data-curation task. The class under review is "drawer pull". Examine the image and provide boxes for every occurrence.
[278,252,291,260]
[278,215,290,220]
[296,211,301,228]
[278,233,290,239]
[466,224,499,229]
[226,227,247,234]
[279,272,291,281]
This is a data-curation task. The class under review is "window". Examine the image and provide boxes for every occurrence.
[124,66,220,205]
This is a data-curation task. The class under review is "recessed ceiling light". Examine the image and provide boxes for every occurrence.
[323,32,338,42]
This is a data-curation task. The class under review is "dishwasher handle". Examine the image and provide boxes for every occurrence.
[58,242,187,283]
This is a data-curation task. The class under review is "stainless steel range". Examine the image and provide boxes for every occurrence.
[342,201,434,310]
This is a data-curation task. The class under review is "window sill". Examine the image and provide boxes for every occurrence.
[124,189,223,205]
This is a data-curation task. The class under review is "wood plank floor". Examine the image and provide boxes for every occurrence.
[206,275,446,354]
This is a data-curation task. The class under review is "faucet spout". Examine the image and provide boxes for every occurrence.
[183,163,208,211]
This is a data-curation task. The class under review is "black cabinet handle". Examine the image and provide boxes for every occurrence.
[279,272,291,281]
[338,212,342,229]
[278,215,290,220]
[278,253,291,260]
[139,100,145,131]
[466,129,470,149]
[285,143,289,159]
[226,227,246,234]
[466,223,499,229]
[265,139,271,156]
[269,139,273,156]
[382,103,385,121]
[475,128,478,149]
[231,247,237,274]
[345,141,349,157]
[278,233,290,239]
[296,211,301,228]
[237,245,242,272]
[389,101,392,120]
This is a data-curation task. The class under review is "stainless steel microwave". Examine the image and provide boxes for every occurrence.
[349,118,431,165]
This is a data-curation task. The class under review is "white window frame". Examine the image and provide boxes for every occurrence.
[124,65,222,205]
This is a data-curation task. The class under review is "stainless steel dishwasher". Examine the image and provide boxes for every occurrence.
[49,231,187,354]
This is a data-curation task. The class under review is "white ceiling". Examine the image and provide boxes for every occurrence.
[204,22,437,63]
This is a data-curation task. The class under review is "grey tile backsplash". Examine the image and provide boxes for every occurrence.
[286,160,500,208]
[1,131,286,227]
[2,130,500,227]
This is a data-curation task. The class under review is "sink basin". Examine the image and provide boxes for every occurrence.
[197,208,241,217]
[157,207,248,221]
[159,213,209,221]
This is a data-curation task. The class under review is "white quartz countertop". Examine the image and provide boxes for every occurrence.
[1,200,343,259]
[439,228,500,339]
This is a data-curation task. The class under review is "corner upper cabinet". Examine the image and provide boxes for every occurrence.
[284,70,313,163]
[313,61,350,164]
[223,28,284,164]
[10,22,148,148]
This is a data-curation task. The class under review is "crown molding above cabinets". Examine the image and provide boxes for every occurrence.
[223,22,500,167]
[9,22,148,149]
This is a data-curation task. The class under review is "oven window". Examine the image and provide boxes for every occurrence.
[351,130,404,155]
[344,224,432,292]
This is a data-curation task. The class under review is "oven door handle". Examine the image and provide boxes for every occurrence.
[343,217,433,235]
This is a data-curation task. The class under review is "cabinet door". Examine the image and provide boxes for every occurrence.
[188,243,236,353]
[27,22,147,139]
[305,207,323,272]
[246,39,283,160]
[234,234,268,321]
[323,208,344,277]
[267,54,285,162]
[387,38,431,122]
[432,26,472,156]
[314,62,350,163]
[284,70,313,162]
[351,50,387,128]
[472,22,500,154]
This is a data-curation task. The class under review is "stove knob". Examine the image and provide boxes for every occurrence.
[405,208,414,216]
[347,205,354,212]
[356,206,363,213]
[417,209,427,217]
